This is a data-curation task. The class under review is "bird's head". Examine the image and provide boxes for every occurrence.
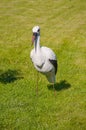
[32,26,40,44]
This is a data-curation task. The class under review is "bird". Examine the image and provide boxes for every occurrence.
[30,26,58,94]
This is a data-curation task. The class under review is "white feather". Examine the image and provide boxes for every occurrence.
[30,26,57,83]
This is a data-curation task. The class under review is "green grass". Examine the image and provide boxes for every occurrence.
[0,0,86,129]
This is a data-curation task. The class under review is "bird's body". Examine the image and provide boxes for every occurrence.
[30,26,57,85]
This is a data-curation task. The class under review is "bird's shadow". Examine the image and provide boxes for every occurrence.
[47,80,71,91]
[0,69,23,84]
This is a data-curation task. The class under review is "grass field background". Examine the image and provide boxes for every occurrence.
[0,0,86,129]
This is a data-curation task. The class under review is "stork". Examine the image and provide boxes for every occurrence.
[30,26,58,95]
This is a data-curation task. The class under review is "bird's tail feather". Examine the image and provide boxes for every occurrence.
[45,71,56,83]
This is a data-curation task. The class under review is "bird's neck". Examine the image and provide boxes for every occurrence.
[34,35,40,53]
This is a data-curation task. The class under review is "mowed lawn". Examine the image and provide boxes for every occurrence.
[0,0,86,130]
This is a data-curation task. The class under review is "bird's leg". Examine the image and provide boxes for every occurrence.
[36,71,39,96]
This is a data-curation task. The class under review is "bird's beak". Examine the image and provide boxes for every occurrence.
[32,35,35,44]
[32,33,37,45]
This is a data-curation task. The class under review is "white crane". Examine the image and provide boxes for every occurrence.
[30,26,58,94]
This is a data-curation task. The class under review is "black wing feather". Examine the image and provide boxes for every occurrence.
[49,59,58,75]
